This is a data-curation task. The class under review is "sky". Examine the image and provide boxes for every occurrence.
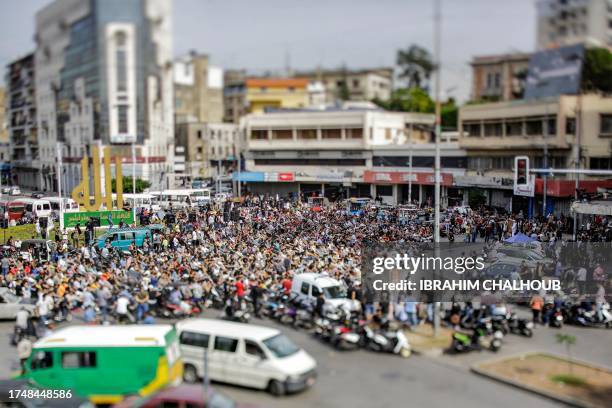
[0,0,536,102]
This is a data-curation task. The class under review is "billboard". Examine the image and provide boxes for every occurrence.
[524,43,584,100]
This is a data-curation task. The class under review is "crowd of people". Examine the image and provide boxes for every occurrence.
[1,195,610,340]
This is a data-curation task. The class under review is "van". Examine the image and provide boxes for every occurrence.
[176,318,317,396]
[291,273,355,312]
[19,325,182,405]
[97,227,151,250]
[20,198,52,218]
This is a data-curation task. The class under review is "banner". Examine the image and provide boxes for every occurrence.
[63,210,132,228]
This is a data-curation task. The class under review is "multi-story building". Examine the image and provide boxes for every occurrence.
[175,122,240,180]
[223,69,248,124]
[536,0,612,49]
[459,94,612,215]
[245,78,310,114]
[237,108,467,205]
[470,52,532,102]
[0,87,9,183]
[296,68,393,104]
[6,54,39,190]
[35,0,174,193]
[174,52,224,124]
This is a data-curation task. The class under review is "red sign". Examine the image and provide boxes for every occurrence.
[278,172,294,182]
[264,172,295,182]
[363,171,453,186]
[534,179,612,197]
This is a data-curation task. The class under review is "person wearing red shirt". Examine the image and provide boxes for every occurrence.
[235,277,245,298]
[281,274,292,294]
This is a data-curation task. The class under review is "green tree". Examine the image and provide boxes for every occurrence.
[441,98,458,130]
[111,177,151,194]
[374,87,434,113]
[582,47,612,93]
[396,45,435,90]
[556,333,576,374]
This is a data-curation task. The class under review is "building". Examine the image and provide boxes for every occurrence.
[0,87,9,183]
[236,108,468,205]
[296,67,393,104]
[536,0,612,50]
[6,54,38,190]
[174,52,224,124]
[34,0,174,193]
[245,78,310,114]
[470,52,532,102]
[459,93,612,216]
[223,69,248,124]
[175,122,240,181]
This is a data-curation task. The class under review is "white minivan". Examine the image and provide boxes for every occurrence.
[20,198,52,218]
[176,318,317,395]
[291,272,357,312]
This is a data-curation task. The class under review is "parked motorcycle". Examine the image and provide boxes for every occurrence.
[506,313,534,337]
[360,321,412,358]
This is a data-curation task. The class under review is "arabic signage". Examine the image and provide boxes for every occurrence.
[363,171,453,186]
[63,210,132,228]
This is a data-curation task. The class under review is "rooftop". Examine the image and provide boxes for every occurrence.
[246,78,309,88]
[34,325,174,348]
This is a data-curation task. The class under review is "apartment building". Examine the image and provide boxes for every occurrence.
[470,52,532,102]
[536,0,612,49]
[296,68,393,103]
[459,93,612,215]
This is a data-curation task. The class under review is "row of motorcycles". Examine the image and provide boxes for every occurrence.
[225,290,412,358]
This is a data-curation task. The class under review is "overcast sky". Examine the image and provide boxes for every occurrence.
[0,0,536,101]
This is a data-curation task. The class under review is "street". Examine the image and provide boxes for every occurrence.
[1,311,610,408]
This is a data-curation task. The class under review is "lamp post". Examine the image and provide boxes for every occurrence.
[433,0,442,337]
[56,142,64,231]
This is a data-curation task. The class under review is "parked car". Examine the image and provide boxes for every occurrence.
[112,384,244,408]
[9,186,22,196]
[0,288,36,319]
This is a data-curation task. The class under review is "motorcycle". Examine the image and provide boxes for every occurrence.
[451,320,503,353]
[360,321,412,358]
[506,313,534,337]
[222,298,251,323]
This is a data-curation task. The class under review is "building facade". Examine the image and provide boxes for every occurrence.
[536,0,612,49]
[296,68,393,104]
[0,87,9,182]
[174,53,224,124]
[470,53,532,102]
[237,109,467,205]
[35,0,174,193]
[175,122,240,180]
[6,54,39,190]
[459,93,612,215]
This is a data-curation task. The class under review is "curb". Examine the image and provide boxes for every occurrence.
[470,352,612,408]
[411,347,445,358]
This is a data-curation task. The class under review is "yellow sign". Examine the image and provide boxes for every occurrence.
[71,146,124,211]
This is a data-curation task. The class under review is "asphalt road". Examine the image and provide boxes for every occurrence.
[2,310,610,408]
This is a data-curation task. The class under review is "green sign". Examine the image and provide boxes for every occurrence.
[63,210,133,228]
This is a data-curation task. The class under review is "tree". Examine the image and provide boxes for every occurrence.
[374,87,434,113]
[111,177,151,194]
[582,47,612,93]
[396,45,436,90]
[556,333,576,374]
[441,98,458,130]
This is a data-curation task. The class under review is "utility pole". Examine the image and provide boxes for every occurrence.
[408,123,413,203]
[56,142,64,231]
[573,93,582,241]
[433,0,442,337]
[543,103,549,217]
[131,142,137,225]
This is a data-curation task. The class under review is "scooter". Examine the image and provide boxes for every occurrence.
[506,313,534,337]
[361,323,412,358]
[451,320,503,353]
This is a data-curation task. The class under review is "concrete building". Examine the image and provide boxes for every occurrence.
[245,78,310,114]
[175,122,240,180]
[470,53,532,102]
[223,69,248,124]
[5,54,39,190]
[34,0,174,193]
[459,93,612,215]
[236,108,467,205]
[0,88,9,183]
[174,53,224,124]
[536,0,612,49]
[296,68,393,104]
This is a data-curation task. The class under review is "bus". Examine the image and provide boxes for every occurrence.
[151,189,211,210]
[0,200,26,221]
[44,197,80,213]
[19,325,182,405]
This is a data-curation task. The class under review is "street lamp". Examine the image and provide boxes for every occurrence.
[433,0,442,337]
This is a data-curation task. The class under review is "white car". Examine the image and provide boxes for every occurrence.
[0,288,36,320]
[9,186,21,196]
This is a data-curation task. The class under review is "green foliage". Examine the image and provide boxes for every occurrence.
[582,47,612,93]
[550,374,587,387]
[374,88,434,113]
[111,177,151,194]
[556,333,577,374]
[467,188,487,209]
[396,45,435,90]
[441,98,458,130]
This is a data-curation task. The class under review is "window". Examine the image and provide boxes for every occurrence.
[352,79,360,88]
[484,122,503,137]
[197,130,202,140]
[300,282,310,295]
[377,185,393,196]
[600,114,612,135]
[214,336,238,353]
[118,105,128,133]
[180,331,210,348]
[297,129,317,140]
[565,118,575,134]
[197,147,203,154]
[346,128,363,139]
[505,121,522,136]
[116,50,127,92]
[590,158,612,170]
[245,340,266,359]
[271,129,292,140]
[321,129,341,139]
[61,351,97,368]
[251,130,267,140]
[526,119,543,135]
[31,351,53,370]
[546,117,557,136]
[464,122,481,137]
[311,285,321,297]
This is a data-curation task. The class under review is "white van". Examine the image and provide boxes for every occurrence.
[291,273,356,312]
[176,318,317,395]
[20,198,52,218]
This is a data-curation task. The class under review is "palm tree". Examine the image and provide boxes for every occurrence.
[396,45,436,90]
